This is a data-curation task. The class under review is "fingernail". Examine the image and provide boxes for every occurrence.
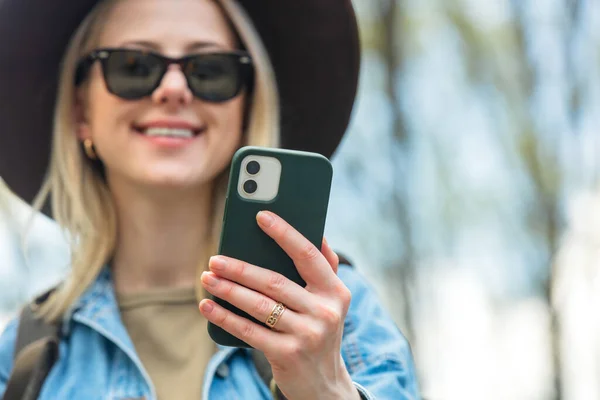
[210,256,227,271]
[202,272,220,287]
[200,301,214,313]
[257,211,274,227]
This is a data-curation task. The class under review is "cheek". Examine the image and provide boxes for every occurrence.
[87,79,117,130]
[200,98,246,175]
[211,97,246,142]
[86,79,135,138]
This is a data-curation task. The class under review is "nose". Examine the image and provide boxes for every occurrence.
[151,64,193,107]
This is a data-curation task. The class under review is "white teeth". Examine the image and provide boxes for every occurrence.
[143,127,194,138]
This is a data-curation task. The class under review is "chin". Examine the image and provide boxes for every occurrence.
[140,167,217,190]
[144,175,211,191]
[115,156,231,192]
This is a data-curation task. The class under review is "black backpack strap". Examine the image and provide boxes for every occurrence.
[337,253,353,268]
[2,291,61,400]
[251,252,354,400]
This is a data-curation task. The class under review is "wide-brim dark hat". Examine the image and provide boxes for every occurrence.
[0,0,360,205]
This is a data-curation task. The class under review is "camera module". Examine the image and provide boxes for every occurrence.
[243,179,258,194]
[246,160,260,175]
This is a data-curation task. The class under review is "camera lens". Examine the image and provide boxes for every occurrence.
[246,160,260,175]
[243,179,258,194]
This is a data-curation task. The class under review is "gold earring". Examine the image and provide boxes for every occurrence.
[83,138,98,160]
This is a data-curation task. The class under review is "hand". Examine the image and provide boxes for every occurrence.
[199,211,360,400]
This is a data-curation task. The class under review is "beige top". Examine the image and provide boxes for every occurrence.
[117,287,216,400]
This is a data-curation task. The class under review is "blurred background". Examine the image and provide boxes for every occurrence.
[1,0,599,399]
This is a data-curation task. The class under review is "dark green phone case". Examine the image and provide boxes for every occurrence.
[208,146,333,347]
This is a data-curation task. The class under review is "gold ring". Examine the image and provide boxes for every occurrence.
[265,302,286,329]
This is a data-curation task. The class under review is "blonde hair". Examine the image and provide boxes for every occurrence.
[33,0,280,322]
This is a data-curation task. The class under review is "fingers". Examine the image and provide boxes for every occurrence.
[256,211,336,290]
[201,271,301,333]
[321,238,339,274]
[208,256,315,314]
[199,298,283,352]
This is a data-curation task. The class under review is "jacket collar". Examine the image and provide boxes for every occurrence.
[71,266,118,322]
[65,266,236,354]
[65,266,138,355]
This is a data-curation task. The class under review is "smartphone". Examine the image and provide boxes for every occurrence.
[208,146,333,347]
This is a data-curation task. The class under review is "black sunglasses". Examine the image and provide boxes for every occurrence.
[75,48,254,102]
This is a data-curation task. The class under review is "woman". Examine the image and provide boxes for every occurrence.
[0,0,421,399]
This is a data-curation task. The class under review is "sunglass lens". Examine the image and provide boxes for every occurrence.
[104,51,164,99]
[186,54,243,102]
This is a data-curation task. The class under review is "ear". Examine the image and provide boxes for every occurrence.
[74,89,91,141]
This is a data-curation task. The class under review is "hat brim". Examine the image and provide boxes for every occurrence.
[0,0,360,205]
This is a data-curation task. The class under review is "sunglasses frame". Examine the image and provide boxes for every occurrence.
[74,48,255,102]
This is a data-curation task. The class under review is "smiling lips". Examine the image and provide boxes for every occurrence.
[131,120,206,148]
[144,127,195,138]
[132,120,206,143]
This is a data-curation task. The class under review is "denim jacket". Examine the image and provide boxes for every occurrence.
[0,264,421,399]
